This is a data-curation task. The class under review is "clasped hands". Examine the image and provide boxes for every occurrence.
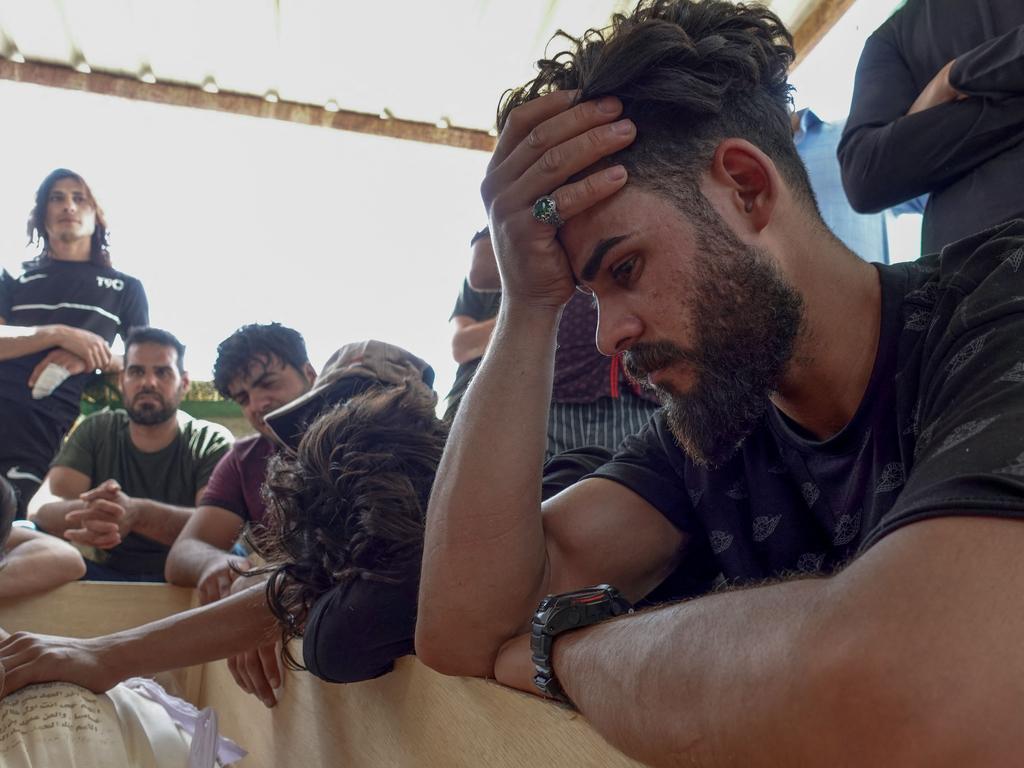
[64,479,136,549]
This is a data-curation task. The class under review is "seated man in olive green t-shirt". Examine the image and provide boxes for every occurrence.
[30,327,231,581]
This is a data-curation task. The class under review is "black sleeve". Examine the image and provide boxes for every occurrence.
[951,25,1024,97]
[838,32,1024,213]
[0,270,13,320]
[588,412,698,534]
[541,446,613,499]
[118,276,150,338]
[861,228,1024,550]
[589,414,720,602]
[302,572,418,684]
[450,279,500,322]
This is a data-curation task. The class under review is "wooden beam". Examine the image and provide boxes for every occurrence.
[791,0,859,69]
[0,58,496,153]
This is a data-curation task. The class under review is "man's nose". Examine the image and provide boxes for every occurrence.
[251,392,274,417]
[595,300,643,356]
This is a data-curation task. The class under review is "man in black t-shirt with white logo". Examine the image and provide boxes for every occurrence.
[0,169,149,517]
[417,2,1024,765]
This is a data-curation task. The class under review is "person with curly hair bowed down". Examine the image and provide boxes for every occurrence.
[0,346,609,710]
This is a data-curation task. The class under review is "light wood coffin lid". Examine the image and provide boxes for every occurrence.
[1,582,645,768]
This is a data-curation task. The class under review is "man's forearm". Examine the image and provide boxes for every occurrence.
[0,324,62,361]
[100,584,275,681]
[552,578,839,768]
[419,302,562,675]
[32,499,87,537]
[130,500,194,545]
[164,537,231,586]
[0,538,86,599]
[839,35,1024,212]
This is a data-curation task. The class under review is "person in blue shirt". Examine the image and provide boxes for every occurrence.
[792,108,925,264]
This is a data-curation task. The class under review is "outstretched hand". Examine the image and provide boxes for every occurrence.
[481,90,635,310]
[0,632,120,699]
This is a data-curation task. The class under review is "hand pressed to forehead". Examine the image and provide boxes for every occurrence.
[480,90,637,310]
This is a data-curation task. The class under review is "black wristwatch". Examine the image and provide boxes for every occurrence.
[531,584,633,705]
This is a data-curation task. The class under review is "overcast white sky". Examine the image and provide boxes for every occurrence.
[0,0,919,398]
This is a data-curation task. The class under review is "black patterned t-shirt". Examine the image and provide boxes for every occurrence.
[592,220,1024,590]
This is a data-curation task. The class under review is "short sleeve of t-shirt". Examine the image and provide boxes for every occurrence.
[198,437,273,523]
[0,270,14,319]
[302,570,418,684]
[188,421,233,491]
[589,412,699,534]
[862,224,1024,549]
[117,276,150,338]
[199,450,246,518]
[53,413,102,477]
[586,413,722,601]
[450,279,501,322]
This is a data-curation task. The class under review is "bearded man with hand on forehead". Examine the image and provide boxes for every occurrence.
[416,1,1024,765]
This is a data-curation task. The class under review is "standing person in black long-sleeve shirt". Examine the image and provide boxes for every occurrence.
[839,0,1024,254]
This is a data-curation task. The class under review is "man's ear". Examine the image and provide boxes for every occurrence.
[708,139,779,234]
[303,362,317,385]
[180,372,191,396]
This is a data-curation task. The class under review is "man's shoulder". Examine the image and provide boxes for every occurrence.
[222,434,273,463]
[601,409,686,477]
[900,221,1024,343]
[934,220,1024,289]
[75,408,130,434]
[175,412,234,456]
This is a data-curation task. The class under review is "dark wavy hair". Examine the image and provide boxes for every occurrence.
[125,326,187,373]
[252,380,447,667]
[498,0,816,214]
[26,168,111,267]
[212,323,310,398]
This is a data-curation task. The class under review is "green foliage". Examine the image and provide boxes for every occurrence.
[81,372,121,414]
[187,380,224,401]
[79,376,235,416]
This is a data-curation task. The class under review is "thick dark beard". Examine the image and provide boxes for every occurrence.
[624,216,803,468]
[126,395,177,426]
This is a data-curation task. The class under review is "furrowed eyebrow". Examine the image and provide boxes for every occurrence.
[580,234,631,283]
[251,372,276,388]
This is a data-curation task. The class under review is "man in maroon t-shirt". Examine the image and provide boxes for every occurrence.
[164,323,316,604]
